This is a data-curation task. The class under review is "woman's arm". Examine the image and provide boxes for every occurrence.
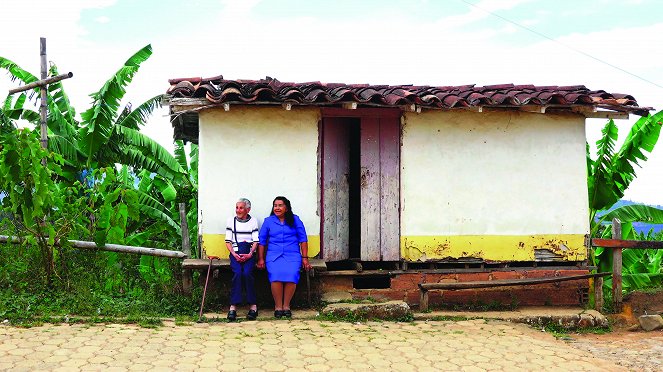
[300,241,312,271]
[257,219,269,269]
[257,244,266,269]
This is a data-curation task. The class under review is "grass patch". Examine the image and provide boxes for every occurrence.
[316,310,414,323]
[543,323,612,339]
[426,315,475,322]
[0,288,200,326]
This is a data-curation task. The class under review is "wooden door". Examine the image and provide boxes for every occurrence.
[321,118,351,261]
[360,117,400,261]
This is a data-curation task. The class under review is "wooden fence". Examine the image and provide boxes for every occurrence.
[590,218,663,312]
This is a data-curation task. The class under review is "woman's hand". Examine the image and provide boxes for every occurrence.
[233,252,244,262]
[239,251,254,261]
[256,258,266,269]
[302,257,312,271]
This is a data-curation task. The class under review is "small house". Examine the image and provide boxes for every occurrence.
[166,76,647,307]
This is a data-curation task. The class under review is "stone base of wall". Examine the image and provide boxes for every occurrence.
[319,269,590,309]
[196,268,589,310]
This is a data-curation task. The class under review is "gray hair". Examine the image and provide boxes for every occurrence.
[237,198,251,209]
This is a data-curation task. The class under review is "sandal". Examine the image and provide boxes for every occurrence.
[247,309,258,320]
[283,310,292,318]
[227,310,237,321]
[274,310,284,318]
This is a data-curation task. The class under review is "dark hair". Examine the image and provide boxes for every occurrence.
[271,196,295,227]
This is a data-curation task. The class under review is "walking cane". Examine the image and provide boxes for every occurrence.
[198,256,217,321]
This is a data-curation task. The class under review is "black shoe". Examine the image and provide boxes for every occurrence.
[283,310,292,318]
[274,310,284,318]
[247,309,258,320]
[227,310,237,321]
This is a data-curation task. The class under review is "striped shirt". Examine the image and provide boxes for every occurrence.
[225,215,259,251]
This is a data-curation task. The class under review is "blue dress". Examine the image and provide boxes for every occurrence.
[259,214,308,283]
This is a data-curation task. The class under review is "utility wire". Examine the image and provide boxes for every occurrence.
[459,0,663,90]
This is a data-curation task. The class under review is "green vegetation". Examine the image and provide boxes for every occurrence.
[543,323,611,339]
[586,110,663,308]
[316,310,414,323]
[0,45,199,324]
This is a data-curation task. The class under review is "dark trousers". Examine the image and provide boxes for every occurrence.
[229,253,257,305]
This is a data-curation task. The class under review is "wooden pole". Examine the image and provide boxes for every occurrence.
[0,235,187,259]
[594,276,604,311]
[39,37,48,152]
[67,240,188,259]
[612,218,623,313]
[179,202,193,294]
[179,202,191,257]
[8,72,73,94]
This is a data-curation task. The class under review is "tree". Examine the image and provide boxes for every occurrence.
[0,45,185,183]
[587,110,663,232]
[0,45,200,290]
[587,110,663,299]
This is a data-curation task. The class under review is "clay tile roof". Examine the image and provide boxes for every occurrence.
[166,76,650,115]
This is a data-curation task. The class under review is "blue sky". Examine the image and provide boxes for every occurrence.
[1,0,663,204]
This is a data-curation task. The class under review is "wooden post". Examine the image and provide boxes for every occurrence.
[594,276,603,311]
[179,203,191,257]
[612,218,623,313]
[179,202,193,294]
[39,37,48,152]
[419,288,429,312]
[6,37,72,159]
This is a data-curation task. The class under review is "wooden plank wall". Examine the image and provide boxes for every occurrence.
[322,118,351,261]
[360,118,381,261]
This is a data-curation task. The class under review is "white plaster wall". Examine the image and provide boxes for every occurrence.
[198,106,320,235]
[401,110,590,236]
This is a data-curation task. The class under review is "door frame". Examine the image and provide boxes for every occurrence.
[320,108,401,261]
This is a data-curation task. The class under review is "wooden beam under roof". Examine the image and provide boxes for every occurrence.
[572,106,629,119]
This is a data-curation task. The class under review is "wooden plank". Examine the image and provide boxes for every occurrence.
[182,258,327,271]
[179,203,191,257]
[8,72,73,94]
[594,276,604,311]
[335,123,351,260]
[322,118,338,261]
[64,239,187,258]
[322,118,351,261]
[317,270,398,276]
[420,289,429,311]
[418,272,611,290]
[360,117,381,261]
[321,107,401,118]
[591,238,663,250]
[379,117,400,261]
[612,219,623,312]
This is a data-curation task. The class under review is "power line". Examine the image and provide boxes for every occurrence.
[459,0,663,90]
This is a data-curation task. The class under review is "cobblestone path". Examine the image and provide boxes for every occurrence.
[1,319,624,371]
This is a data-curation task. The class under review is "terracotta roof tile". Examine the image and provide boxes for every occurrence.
[166,76,650,115]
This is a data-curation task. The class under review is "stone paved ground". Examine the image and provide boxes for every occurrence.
[0,319,626,371]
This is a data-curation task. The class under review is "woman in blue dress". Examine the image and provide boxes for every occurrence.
[257,196,312,318]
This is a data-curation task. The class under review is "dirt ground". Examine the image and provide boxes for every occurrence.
[569,328,663,372]
[568,290,663,372]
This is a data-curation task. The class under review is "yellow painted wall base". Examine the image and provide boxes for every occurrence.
[401,234,586,262]
[202,234,320,259]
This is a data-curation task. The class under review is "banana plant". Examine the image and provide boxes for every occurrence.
[0,45,186,183]
[586,110,663,304]
[588,110,663,232]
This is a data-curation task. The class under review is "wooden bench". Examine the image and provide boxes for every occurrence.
[418,272,611,311]
[181,258,327,307]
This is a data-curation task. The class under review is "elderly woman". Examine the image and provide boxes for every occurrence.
[224,198,259,321]
[257,196,312,318]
